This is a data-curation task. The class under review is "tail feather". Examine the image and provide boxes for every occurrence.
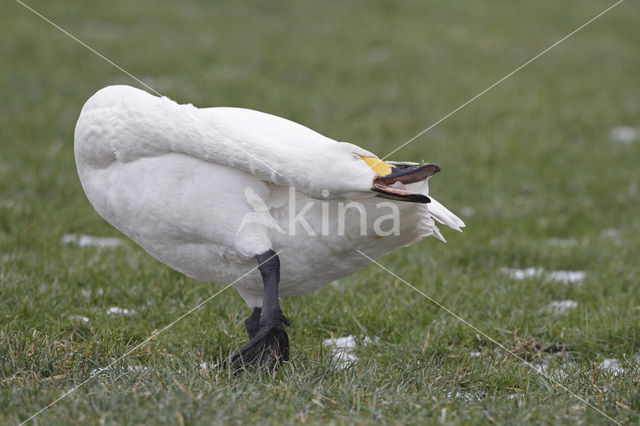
[428,198,465,232]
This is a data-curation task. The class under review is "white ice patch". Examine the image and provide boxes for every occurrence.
[600,228,621,245]
[532,360,573,379]
[601,228,619,238]
[534,360,549,374]
[547,300,578,314]
[599,358,624,376]
[90,364,149,376]
[69,315,89,323]
[609,126,638,144]
[81,288,104,299]
[545,271,587,284]
[505,267,543,280]
[324,336,357,349]
[323,335,377,369]
[447,391,482,401]
[547,238,578,248]
[504,267,586,284]
[62,234,124,248]
[106,307,137,316]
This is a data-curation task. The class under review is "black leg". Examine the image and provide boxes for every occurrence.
[230,249,291,369]
[244,307,261,340]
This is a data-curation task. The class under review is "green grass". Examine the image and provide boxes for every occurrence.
[2,0,640,424]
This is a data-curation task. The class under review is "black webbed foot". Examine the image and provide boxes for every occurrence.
[245,307,291,340]
[230,322,290,369]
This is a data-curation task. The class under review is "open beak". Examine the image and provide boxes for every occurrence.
[359,156,439,203]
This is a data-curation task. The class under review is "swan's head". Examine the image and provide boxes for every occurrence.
[358,155,439,203]
[318,142,439,203]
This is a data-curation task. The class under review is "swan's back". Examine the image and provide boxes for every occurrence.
[75,85,377,198]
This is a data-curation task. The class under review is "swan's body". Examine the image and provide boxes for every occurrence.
[74,85,464,365]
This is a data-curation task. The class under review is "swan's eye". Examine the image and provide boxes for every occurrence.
[358,155,392,176]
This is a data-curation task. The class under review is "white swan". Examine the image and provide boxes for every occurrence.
[74,85,464,366]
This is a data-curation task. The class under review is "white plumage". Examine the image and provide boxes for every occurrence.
[74,85,464,308]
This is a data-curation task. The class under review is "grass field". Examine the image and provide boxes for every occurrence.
[2,0,640,424]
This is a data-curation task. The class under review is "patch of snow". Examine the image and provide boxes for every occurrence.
[324,336,356,349]
[532,359,574,379]
[534,360,549,374]
[323,335,377,369]
[0,199,23,211]
[331,350,359,367]
[62,234,124,248]
[69,315,89,323]
[599,358,624,376]
[80,288,103,298]
[504,267,586,284]
[547,300,578,314]
[546,270,587,284]
[0,252,20,263]
[470,351,482,358]
[505,267,543,280]
[447,391,482,401]
[126,365,148,372]
[609,126,638,143]
[548,238,578,248]
[89,367,104,376]
[106,307,136,316]
[600,228,621,244]
[600,228,619,238]
[90,364,149,376]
